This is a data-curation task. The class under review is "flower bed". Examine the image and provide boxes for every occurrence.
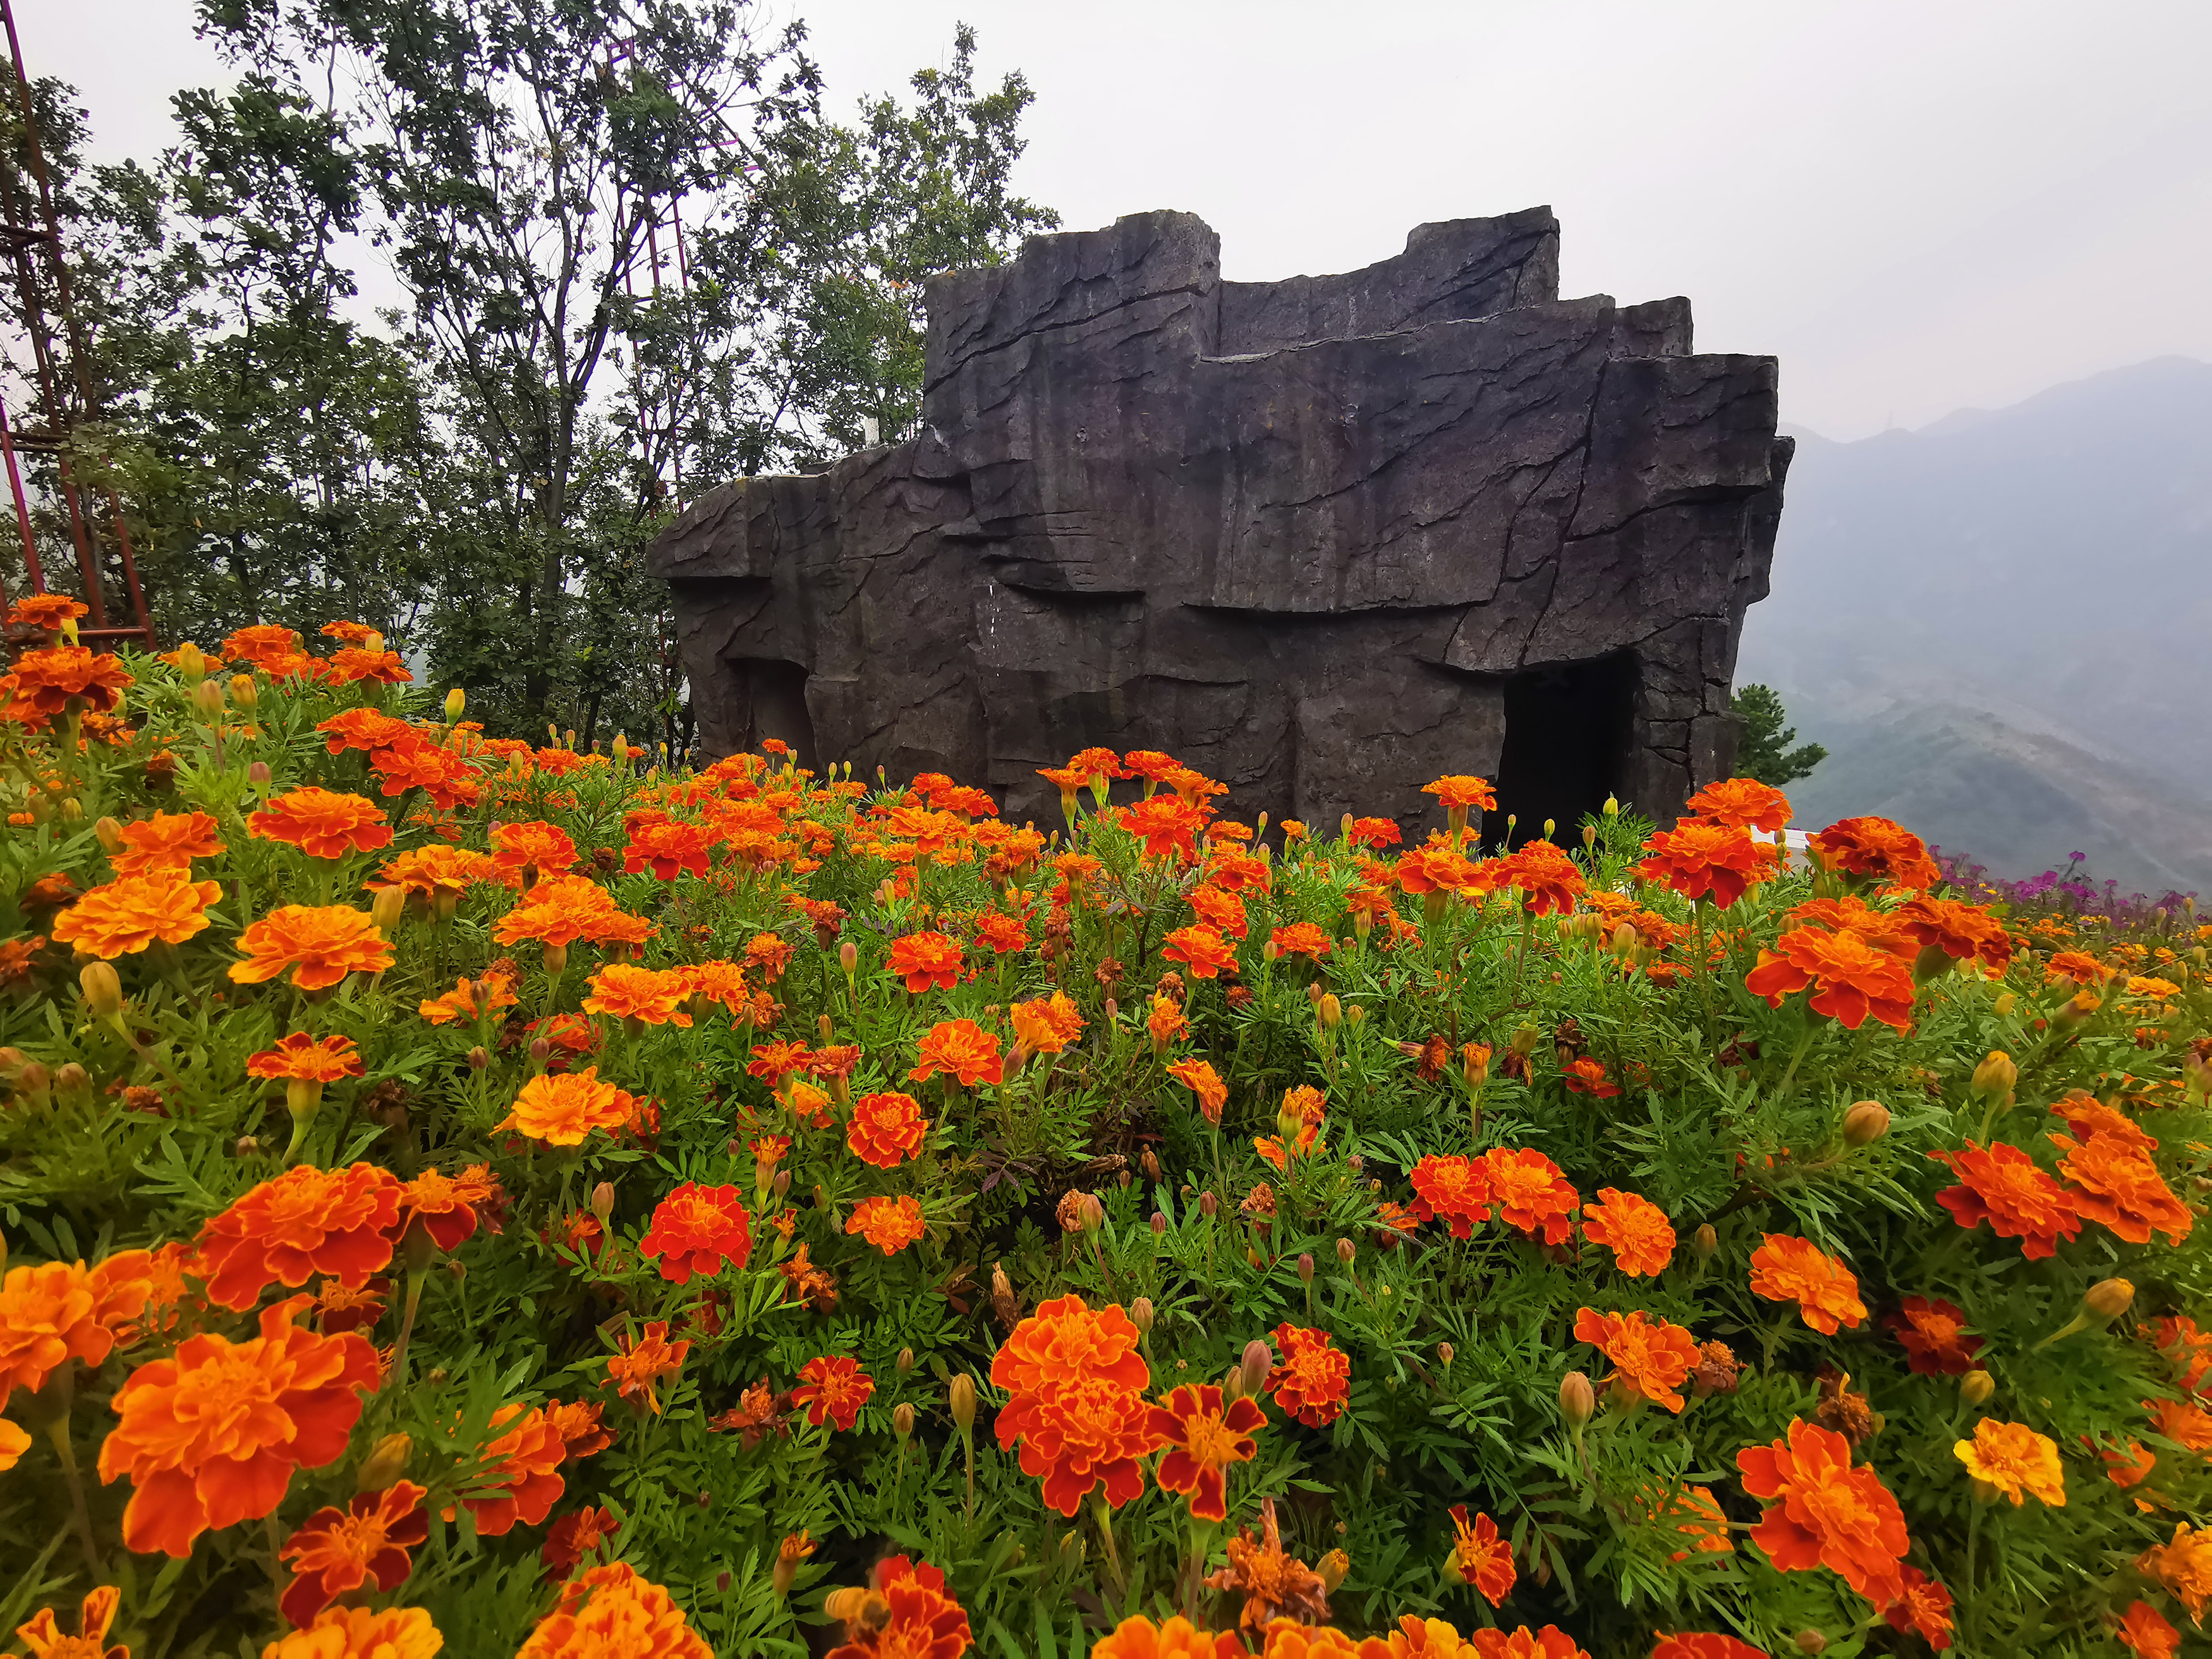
[1,598,2208,1659]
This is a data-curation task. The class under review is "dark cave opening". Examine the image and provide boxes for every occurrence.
[1493,653,1636,847]
[731,657,818,772]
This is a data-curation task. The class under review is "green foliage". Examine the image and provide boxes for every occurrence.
[1,636,2208,1657]
[1730,684,1827,789]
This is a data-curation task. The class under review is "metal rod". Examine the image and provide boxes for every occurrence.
[0,391,40,591]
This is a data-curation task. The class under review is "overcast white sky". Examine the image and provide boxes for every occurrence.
[26,0,2212,439]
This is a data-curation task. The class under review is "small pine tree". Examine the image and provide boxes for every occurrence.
[1731,683,1827,786]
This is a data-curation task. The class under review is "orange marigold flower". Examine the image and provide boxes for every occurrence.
[264,1605,444,1659]
[1475,1148,1579,1245]
[623,818,717,880]
[447,1401,569,1536]
[497,1067,638,1146]
[1955,1418,2065,1505]
[1931,1140,2082,1260]
[2117,1599,2184,1657]
[581,962,694,1027]
[2140,1523,2212,1626]
[1886,1295,1983,1375]
[1656,1483,1734,1562]
[1651,1635,1767,1659]
[488,820,579,886]
[2151,1314,2212,1395]
[1395,839,1480,896]
[0,1252,155,1408]
[98,1296,379,1557]
[367,844,499,905]
[317,707,415,757]
[492,873,621,950]
[1092,1615,1239,1659]
[1346,817,1401,851]
[997,1374,1157,1514]
[541,1505,617,1575]
[607,1321,689,1414]
[971,909,1030,953]
[1469,1627,1589,1658]
[1581,1188,1674,1275]
[3,645,131,726]
[370,737,480,810]
[1119,795,1210,860]
[1497,840,1586,916]
[418,970,519,1026]
[994,1294,1148,1395]
[848,1091,929,1167]
[1267,1323,1351,1427]
[246,1032,364,1085]
[51,872,223,957]
[846,1195,927,1256]
[1634,821,1778,908]
[1122,749,1182,784]
[793,1354,876,1431]
[1560,1056,1624,1098]
[1422,774,1498,813]
[1268,921,1334,960]
[13,1585,125,1659]
[1166,1057,1226,1124]
[1409,1154,1492,1239]
[1744,925,1915,1031]
[1447,1505,1514,1606]
[2053,1131,2192,1246]
[639,1183,753,1284]
[1573,1307,1700,1411]
[1735,1417,1909,1603]
[1011,990,1086,1055]
[2148,1395,2212,1452]
[109,810,225,877]
[1162,923,1239,979]
[1189,884,1248,939]
[229,904,394,990]
[516,1562,711,1659]
[1682,776,1792,832]
[545,1399,614,1461]
[221,624,298,666]
[278,1479,430,1626]
[2050,1088,2156,1152]
[248,787,395,861]
[1894,894,2013,973]
[1147,993,1189,1049]
[908,1019,1004,1087]
[1783,894,1915,956]
[1873,1566,1958,1650]
[196,1162,401,1311]
[324,645,410,684]
[1149,1382,1264,1522]
[2045,948,2114,985]
[1809,814,1941,891]
[9,592,87,630]
[1747,1234,1866,1334]
[825,1556,970,1659]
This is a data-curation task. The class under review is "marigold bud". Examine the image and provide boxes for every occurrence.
[191,679,225,720]
[839,940,858,976]
[1236,1339,1272,1400]
[233,1133,257,1157]
[53,1062,88,1100]
[892,1402,914,1438]
[1510,1019,1540,1059]
[466,1045,489,1071]
[528,1036,552,1066]
[1297,1252,1315,1285]
[1150,1212,1167,1235]
[176,641,206,683]
[78,960,123,1018]
[893,1346,914,1376]
[1078,1193,1106,1232]
[356,1431,413,1492]
[1795,1632,1828,1655]
[1316,1548,1350,1592]
[228,673,258,710]
[1960,1369,1995,1406]
[1437,1341,1454,1371]
[1131,1296,1155,1335]
[58,797,82,823]
[1337,1237,1356,1266]
[1993,990,2017,1016]
[1318,993,1342,1028]
[247,760,273,786]
[1841,1100,1890,1146]
[1200,1191,1218,1218]
[93,815,124,854]
[1559,1371,1596,1428]
[949,1374,977,1432]
[2085,1277,2136,1319]
[1971,1050,2018,1098]
[590,1181,615,1223]
[1693,1224,1718,1260]
[444,687,467,722]
[369,886,405,936]
[2058,990,2101,1027]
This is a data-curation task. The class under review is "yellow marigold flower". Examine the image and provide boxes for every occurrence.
[1954,1418,2065,1506]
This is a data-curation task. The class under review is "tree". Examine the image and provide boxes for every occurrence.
[1730,682,1826,786]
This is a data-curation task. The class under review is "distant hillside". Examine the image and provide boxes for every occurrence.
[1737,355,2212,889]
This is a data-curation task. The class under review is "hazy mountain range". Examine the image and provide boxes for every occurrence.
[1735,354,2212,897]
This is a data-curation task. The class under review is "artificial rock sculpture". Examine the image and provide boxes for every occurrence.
[648,208,1790,836]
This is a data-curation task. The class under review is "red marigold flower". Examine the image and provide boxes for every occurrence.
[1268,921,1334,960]
[1165,1057,1227,1124]
[229,904,394,990]
[1395,840,1480,896]
[997,1374,1157,1514]
[1345,817,1402,851]
[826,1556,971,1659]
[848,1091,929,1167]
[1931,1140,2082,1260]
[845,1195,927,1256]
[1447,1504,1515,1606]
[1468,1627,1588,1658]
[51,872,224,958]
[1885,1295,1983,1375]
[0,1252,155,1408]
[248,787,395,861]
[2,644,131,727]
[887,932,964,993]
[2053,1131,2192,1246]
[793,1354,875,1431]
[908,1019,1004,1087]
[1011,991,1086,1055]
[993,1294,1149,1395]
[582,962,694,1027]
[545,1399,614,1461]
[1735,1416,1909,1603]
[1893,894,2013,974]
[972,910,1030,953]
[1573,1307,1700,1411]
[639,1183,753,1284]
[607,1321,689,1414]
[97,1296,380,1557]
[1747,1234,1866,1334]
[278,1480,428,1626]
[497,1067,640,1146]
[1497,841,1586,916]
[1409,1154,1492,1239]
[246,1032,365,1085]
[109,810,225,877]
[541,1505,617,1576]
[1871,1562,1958,1650]
[1744,925,1916,1031]
[1635,821,1778,909]
[1809,814,1941,891]
[1267,1323,1351,1427]
[2117,1599,2184,1658]
[1681,776,1793,832]
[1122,750,1182,784]
[1581,1188,1675,1276]
[1188,884,1248,939]
[1651,1636,1768,1659]
[518,1562,712,1659]
[1656,1484,1734,1561]
[1561,1056,1621,1098]
[1148,1383,1263,1522]
[1118,794,1210,860]
[196,1162,402,1311]
[1476,1148,1579,1245]
[1162,923,1239,979]
[622,818,716,880]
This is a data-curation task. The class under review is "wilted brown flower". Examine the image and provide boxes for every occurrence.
[1203,1497,1330,1631]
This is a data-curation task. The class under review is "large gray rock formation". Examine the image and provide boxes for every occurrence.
[648,208,1790,835]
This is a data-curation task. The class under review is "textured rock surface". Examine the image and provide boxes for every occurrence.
[650,209,1790,835]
